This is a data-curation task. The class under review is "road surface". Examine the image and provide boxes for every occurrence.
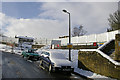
[1,51,87,80]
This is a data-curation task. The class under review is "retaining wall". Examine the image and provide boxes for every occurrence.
[78,50,120,79]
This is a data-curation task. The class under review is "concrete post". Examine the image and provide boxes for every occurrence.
[115,34,120,61]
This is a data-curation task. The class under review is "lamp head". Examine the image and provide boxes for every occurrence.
[63,10,67,13]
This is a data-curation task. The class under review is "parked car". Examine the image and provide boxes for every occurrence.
[0,44,6,51]
[5,46,13,53]
[22,49,40,61]
[13,47,24,55]
[36,49,43,55]
[39,50,74,74]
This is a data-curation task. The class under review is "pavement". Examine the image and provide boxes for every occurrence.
[1,51,86,80]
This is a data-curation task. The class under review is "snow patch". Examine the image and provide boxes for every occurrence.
[74,68,107,78]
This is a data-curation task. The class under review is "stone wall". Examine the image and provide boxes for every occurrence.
[115,34,120,61]
[78,51,120,79]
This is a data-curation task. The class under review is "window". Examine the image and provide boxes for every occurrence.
[45,52,50,56]
[41,52,50,56]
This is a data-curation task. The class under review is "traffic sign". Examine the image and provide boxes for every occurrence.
[67,43,73,48]
[93,42,97,46]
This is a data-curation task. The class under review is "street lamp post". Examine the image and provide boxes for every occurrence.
[63,9,71,61]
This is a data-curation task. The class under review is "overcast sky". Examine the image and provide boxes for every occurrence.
[0,0,119,39]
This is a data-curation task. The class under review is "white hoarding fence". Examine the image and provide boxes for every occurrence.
[59,30,120,46]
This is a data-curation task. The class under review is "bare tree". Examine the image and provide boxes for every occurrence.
[72,25,87,37]
[107,10,120,32]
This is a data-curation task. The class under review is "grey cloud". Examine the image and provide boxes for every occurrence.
[1,2,118,39]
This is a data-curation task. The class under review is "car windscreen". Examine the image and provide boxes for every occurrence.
[50,53,66,59]
[28,49,37,53]
[43,52,50,56]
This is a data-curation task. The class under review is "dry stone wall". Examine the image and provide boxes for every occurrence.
[78,51,120,79]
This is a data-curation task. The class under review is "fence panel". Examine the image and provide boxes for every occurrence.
[59,30,120,46]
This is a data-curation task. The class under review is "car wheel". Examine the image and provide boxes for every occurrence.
[24,56,29,60]
[27,56,30,60]
[24,57,27,60]
[36,57,39,61]
[48,64,52,72]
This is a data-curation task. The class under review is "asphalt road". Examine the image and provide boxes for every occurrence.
[1,51,87,80]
